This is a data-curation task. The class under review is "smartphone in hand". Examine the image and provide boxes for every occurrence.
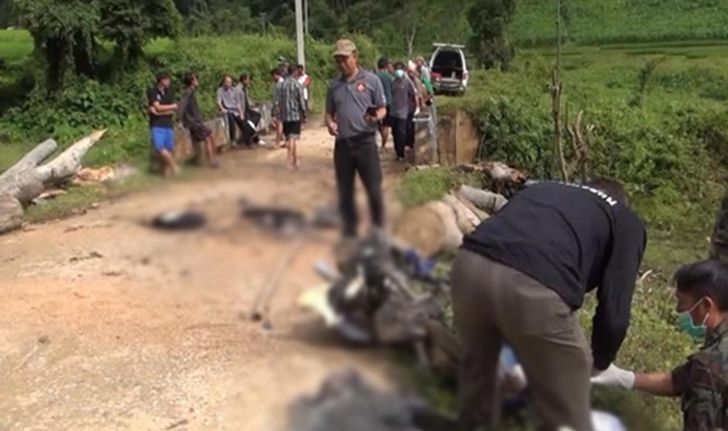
[365,106,379,123]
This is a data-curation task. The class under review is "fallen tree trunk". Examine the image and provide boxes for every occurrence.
[457,185,508,214]
[394,201,462,257]
[0,130,106,205]
[0,139,57,181]
[0,194,23,234]
[36,130,106,181]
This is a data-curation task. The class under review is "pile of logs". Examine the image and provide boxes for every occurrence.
[395,161,527,257]
[0,130,106,234]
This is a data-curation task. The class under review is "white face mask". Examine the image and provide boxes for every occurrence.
[394,69,406,79]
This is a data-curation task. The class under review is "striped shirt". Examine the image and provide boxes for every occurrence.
[276,77,305,123]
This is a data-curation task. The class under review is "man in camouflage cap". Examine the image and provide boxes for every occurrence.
[592,259,728,430]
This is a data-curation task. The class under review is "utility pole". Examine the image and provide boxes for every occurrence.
[304,0,310,36]
[295,0,306,67]
[551,0,567,181]
[260,13,268,34]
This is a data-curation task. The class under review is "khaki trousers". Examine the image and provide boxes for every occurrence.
[451,249,593,431]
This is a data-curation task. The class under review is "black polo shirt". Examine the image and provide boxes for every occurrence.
[147,86,174,129]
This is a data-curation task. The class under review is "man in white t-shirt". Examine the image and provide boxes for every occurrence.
[295,64,312,113]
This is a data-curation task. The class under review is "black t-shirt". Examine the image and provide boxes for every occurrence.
[147,86,174,128]
[462,181,647,370]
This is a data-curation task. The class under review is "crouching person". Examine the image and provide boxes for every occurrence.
[592,259,728,431]
[148,72,180,176]
[179,72,219,168]
[451,179,646,431]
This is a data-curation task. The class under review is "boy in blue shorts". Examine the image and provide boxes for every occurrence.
[148,72,180,176]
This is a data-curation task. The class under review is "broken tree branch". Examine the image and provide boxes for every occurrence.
[35,129,107,183]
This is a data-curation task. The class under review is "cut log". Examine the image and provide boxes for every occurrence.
[36,130,106,182]
[0,195,23,234]
[0,130,105,205]
[442,194,480,235]
[457,161,527,183]
[453,191,489,221]
[393,201,462,257]
[458,185,508,214]
[0,139,57,180]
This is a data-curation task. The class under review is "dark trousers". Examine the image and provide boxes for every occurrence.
[334,134,385,237]
[245,110,262,145]
[226,112,246,144]
[451,249,593,431]
[392,117,409,158]
[406,112,415,148]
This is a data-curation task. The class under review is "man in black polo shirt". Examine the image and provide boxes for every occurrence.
[451,179,646,431]
[325,39,387,240]
[147,72,179,176]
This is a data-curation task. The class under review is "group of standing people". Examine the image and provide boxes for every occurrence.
[147,66,297,176]
[216,73,261,150]
[375,56,434,161]
[147,72,222,176]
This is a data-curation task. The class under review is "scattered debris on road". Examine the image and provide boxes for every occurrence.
[249,235,307,326]
[14,335,51,371]
[288,370,456,431]
[31,189,67,205]
[164,418,190,430]
[69,250,104,263]
[72,164,138,185]
[151,210,207,231]
[241,204,306,237]
[299,235,459,370]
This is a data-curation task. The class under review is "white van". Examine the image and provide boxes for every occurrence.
[429,43,469,95]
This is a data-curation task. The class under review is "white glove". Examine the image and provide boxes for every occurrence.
[508,364,527,391]
[590,364,636,390]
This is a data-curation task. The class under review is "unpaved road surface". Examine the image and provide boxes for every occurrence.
[0,125,409,431]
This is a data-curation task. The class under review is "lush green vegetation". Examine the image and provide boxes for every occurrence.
[0,30,378,173]
[0,28,32,62]
[399,39,728,428]
[438,42,728,232]
[512,0,728,46]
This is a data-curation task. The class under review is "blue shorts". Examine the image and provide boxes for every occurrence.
[151,127,175,152]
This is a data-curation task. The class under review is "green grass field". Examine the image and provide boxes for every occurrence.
[0,28,32,62]
[512,0,728,45]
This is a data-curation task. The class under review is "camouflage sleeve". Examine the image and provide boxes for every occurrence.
[673,353,727,431]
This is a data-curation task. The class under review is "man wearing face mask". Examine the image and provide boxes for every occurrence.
[390,61,418,161]
[592,259,728,431]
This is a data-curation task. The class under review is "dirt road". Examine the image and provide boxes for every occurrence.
[0,125,409,431]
